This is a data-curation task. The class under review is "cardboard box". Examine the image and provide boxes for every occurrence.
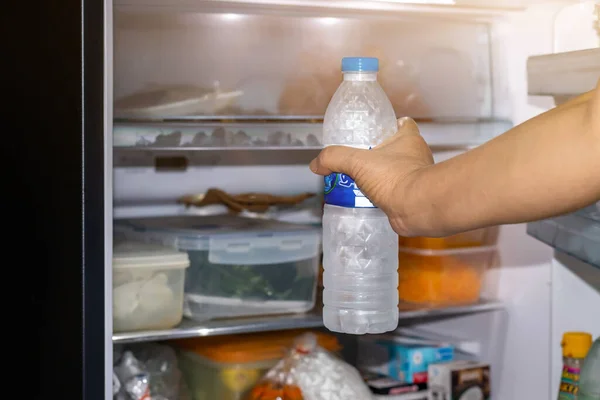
[428,360,490,400]
[358,336,454,384]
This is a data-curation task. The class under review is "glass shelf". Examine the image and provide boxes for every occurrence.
[527,210,600,269]
[113,119,512,155]
[112,299,505,344]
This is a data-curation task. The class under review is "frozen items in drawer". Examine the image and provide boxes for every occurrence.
[398,247,495,306]
[428,361,490,400]
[114,215,320,321]
[398,228,497,250]
[357,336,454,384]
[113,122,322,148]
[175,330,340,400]
[112,240,190,332]
[114,83,243,119]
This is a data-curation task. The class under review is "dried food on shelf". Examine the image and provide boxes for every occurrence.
[178,188,316,214]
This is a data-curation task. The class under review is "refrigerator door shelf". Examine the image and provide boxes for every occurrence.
[527,48,600,103]
[527,213,600,269]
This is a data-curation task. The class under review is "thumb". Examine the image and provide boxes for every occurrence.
[396,116,421,137]
[309,145,362,176]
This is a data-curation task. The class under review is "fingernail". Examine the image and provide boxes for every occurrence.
[397,116,413,128]
[309,159,318,173]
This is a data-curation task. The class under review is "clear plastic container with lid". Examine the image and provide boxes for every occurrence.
[398,227,498,250]
[398,246,495,306]
[112,240,190,332]
[114,215,320,321]
[174,329,341,400]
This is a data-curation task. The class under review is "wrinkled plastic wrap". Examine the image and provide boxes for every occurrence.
[113,343,190,400]
[247,333,371,400]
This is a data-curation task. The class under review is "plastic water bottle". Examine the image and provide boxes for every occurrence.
[322,57,399,334]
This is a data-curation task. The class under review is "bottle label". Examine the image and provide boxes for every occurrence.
[558,365,581,400]
[324,173,376,208]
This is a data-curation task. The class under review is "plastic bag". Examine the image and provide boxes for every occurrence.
[247,333,371,400]
[113,343,190,400]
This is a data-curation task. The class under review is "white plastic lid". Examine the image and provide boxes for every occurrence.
[113,240,190,270]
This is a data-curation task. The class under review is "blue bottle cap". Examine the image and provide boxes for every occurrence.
[341,57,379,72]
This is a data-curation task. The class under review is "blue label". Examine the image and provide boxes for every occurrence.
[324,173,376,208]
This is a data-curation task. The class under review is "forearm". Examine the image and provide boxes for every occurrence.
[406,83,600,236]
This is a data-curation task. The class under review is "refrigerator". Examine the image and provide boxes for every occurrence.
[18,0,599,399]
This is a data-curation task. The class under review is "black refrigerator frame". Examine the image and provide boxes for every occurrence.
[8,0,110,398]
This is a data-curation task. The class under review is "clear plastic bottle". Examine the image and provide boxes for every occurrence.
[322,57,399,334]
[579,336,600,400]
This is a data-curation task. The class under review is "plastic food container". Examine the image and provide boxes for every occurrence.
[112,240,190,332]
[175,330,341,400]
[398,227,498,250]
[398,246,495,306]
[114,215,320,321]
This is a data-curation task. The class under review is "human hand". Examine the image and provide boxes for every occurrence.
[309,117,434,236]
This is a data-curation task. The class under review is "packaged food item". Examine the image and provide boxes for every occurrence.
[362,371,428,398]
[357,336,454,384]
[247,332,372,400]
[114,215,320,322]
[428,361,490,400]
[398,246,495,306]
[175,330,340,400]
[112,240,190,332]
[113,343,190,400]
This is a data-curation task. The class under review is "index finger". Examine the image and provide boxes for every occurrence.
[374,117,422,150]
[309,145,363,176]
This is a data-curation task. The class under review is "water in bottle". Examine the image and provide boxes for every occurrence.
[322,57,399,334]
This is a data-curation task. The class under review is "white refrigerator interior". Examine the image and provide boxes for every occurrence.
[107,0,600,398]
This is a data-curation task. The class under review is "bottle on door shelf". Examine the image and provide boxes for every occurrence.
[557,332,593,400]
[579,336,600,400]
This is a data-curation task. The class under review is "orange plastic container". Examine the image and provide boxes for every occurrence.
[175,330,340,400]
[398,227,498,250]
[398,246,495,306]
